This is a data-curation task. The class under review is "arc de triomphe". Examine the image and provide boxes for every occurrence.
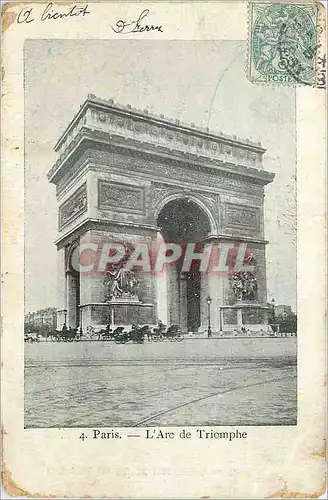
[48,95,274,333]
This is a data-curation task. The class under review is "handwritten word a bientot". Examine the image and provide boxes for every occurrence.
[112,9,163,34]
[17,2,90,24]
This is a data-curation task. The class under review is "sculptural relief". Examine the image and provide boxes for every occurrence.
[230,271,258,302]
[225,203,260,230]
[104,264,139,301]
[98,180,145,215]
[59,183,87,228]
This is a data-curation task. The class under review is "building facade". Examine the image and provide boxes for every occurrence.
[48,95,275,333]
[274,305,293,318]
[25,307,57,330]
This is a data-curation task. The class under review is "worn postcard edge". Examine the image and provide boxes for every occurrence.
[1,1,327,498]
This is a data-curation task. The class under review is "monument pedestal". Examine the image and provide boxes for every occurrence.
[80,297,155,329]
[108,296,154,326]
[222,303,270,332]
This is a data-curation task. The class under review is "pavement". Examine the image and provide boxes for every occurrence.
[25,337,297,428]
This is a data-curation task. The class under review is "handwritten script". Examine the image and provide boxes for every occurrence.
[112,9,163,34]
[17,2,90,24]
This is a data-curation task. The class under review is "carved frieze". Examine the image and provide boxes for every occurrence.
[151,184,171,209]
[59,183,87,229]
[88,150,264,198]
[224,203,260,231]
[85,107,264,168]
[98,180,145,215]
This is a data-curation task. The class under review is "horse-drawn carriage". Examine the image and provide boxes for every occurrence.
[50,321,184,344]
[114,325,149,344]
[150,324,183,342]
[85,322,183,343]
[85,324,149,343]
[24,332,40,343]
[112,324,183,343]
[51,327,81,342]
[85,325,110,341]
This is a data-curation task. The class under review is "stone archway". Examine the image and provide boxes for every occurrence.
[50,96,275,333]
[153,192,218,237]
[156,197,213,332]
[65,244,80,329]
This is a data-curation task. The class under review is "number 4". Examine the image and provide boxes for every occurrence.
[79,432,87,441]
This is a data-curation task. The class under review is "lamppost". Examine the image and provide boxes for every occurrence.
[206,296,212,338]
[219,306,223,332]
[271,298,276,322]
[78,305,83,335]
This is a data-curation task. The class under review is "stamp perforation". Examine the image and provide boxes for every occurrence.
[247,1,326,88]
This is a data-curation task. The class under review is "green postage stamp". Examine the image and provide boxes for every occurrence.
[248,2,326,87]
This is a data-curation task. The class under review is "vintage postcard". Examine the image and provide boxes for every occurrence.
[1,1,326,498]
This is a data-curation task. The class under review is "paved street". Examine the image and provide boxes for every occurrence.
[25,338,297,428]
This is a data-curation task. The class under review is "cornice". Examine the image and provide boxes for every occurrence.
[54,94,266,154]
[55,217,159,249]
[49,95,274,186]
[206,234,269,245]
[221,303,270,309]
[55,217,268,249]
[48,131,275,186]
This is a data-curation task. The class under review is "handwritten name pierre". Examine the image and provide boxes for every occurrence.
[17,2,90,23]
[112,9,163,34]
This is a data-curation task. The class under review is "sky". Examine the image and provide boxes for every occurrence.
[24,39,296,313]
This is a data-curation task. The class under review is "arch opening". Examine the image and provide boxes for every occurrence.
[65,245,80,329]
[156,198,212,332]
[157,198,212,243]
